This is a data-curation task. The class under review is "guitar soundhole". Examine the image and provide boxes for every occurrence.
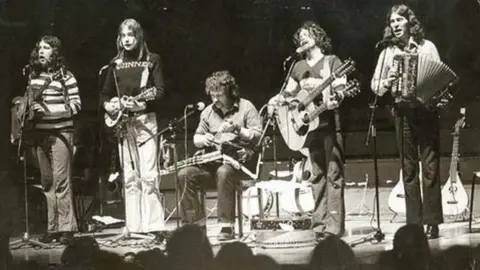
[448,186,458,192]
[296,125,308,135]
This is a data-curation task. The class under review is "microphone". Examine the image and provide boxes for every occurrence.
[285,43,312,61]
[98,64,109,75]
[295,43,311,54]
[375,40,391,50]
[186,101,206,111]
[22,64,31,76]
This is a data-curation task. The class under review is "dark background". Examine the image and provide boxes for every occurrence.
[1,0,480,161]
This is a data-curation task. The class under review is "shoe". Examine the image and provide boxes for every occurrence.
[314,231,336,242]
[217,227,235,241]
[59,232,75,245]
[426,225,439,239]
[151,231,172,244]
[38,232,60,244]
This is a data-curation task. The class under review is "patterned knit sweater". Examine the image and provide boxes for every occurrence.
[99,53,165,114]
[29,70,81,130]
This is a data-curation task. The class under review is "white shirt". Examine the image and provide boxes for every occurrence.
[371,37,440,96]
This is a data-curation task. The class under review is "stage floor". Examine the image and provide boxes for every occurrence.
[9,187,480,267]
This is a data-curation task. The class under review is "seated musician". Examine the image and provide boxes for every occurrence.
[177,70,262,241]
[371,4,446,239]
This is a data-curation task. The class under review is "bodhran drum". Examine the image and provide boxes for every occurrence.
[241,186,274,217]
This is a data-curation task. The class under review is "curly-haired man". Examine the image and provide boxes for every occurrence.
[271,21,348,239]
[176,70,262,241]
[25,35,81,244]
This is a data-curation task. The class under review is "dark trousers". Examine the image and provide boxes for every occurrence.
[34,130,78,232]
[394,106,443,225]
[177,163,240,226]
[309,127,345,235]
[0,233,10,270]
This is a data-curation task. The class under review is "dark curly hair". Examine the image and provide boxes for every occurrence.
[293,21,333,55]
[381,5,425,48]
[28,35,66,77]
[205,70,239,100]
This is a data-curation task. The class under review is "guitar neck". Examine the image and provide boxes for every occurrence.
[449,134,460,181]
[306,85,358,122]
[307,103,328,122]
[132,88,153,102]
[300,76,336,108]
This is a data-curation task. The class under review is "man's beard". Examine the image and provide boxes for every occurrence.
[36,58,53,70]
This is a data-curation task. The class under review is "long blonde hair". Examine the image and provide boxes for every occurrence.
[114,18,150,61]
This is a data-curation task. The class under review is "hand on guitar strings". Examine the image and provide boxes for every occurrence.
[104,99,120,114]
[218,119,240,134]
[120,96,146,112]
[323,91,342,110]
[203,133,217,147]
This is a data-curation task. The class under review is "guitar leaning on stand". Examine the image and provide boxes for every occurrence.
[441,108,468,217]
[387,161,423,219]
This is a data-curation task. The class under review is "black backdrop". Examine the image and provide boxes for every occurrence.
[1,0,480,161]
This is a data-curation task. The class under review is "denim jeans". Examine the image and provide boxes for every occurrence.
[34,130,78,232]
[394,106,443,225]
[177,163,240,227]
[119,112,165,233]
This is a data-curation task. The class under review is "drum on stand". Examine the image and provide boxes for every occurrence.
[241,186,274,218]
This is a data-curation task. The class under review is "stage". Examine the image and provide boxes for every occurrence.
[8,186,480,268]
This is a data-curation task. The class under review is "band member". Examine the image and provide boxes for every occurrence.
[176,70,262,241]
[100,19,166,236]
[371,4,443,239]
[21,35,81,244]
[271,21,347,238]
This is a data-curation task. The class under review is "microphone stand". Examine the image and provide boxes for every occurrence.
[269,55,297,217]
[350,45,387,247]
[10,71,50,249]
[142,115,192,228]
[139,108,199,148]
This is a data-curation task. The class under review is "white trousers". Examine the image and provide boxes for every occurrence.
[119,112,165,233]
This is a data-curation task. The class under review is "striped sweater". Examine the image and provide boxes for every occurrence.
[29,70,81,129]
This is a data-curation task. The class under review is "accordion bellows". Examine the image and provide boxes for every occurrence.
[392,53,458,106]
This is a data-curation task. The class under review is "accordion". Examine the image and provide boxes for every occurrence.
[392,53,458,108]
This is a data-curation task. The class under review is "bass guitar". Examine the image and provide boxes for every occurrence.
[441,108,468,216]
[275,79,359,151]
[104,87,157,128]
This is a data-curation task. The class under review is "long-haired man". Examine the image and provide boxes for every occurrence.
[26,35,81,244]
[371,5,443,239]
[100,18,166,236]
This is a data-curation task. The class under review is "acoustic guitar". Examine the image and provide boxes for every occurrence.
[275,78,359,151]
[441,108,468,216]
[104,87,157,128]
[387,161,423,215]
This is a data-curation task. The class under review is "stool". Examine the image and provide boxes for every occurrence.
[469,171,480,232]
[199,179,262,238]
